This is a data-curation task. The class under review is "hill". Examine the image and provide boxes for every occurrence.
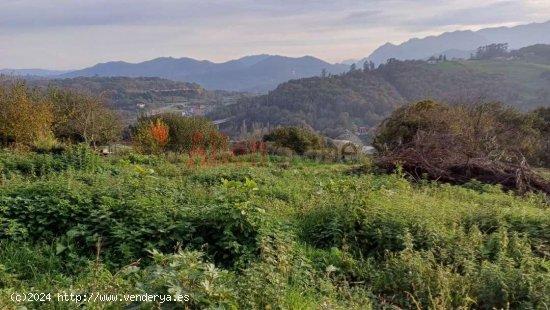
[363,20,550,65]
[211,45,550,138]
[15,76,251,123]
[60,55,349,92]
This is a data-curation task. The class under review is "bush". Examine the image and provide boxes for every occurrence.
[270,146,295,157]
[136,250,238,309]
[372,100,448,152]
[0,145,100,178]
[263,127,325,155]
[133,114,219,154]
[304,149,338,162]
[373,100,550,194]
[0,173,267,267]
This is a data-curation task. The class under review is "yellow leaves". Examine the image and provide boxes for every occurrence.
[0,82,54,147]
[47,89,121,145]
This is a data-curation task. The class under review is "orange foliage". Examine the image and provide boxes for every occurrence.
[149,119,169,147]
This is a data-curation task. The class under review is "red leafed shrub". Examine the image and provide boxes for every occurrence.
[149,119,169,147]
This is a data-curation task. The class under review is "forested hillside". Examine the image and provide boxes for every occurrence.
[211,46,550,138]
[0,76,250,123]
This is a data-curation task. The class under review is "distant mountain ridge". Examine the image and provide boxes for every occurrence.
[61,55,349,92]
[363,20,550,65]
[0,69,71,77]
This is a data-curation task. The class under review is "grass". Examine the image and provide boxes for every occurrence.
[1,149,549,309]
[537,168,550,181]
[435,59,550,101]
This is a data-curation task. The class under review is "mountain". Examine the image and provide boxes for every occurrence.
[210,44,550,138]
[364,20,550,65]
[60,55,349,92]
[236,54,272,66]
[0,69,71,77]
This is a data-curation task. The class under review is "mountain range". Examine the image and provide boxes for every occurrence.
[59,55,349,92]
[4,20,550,93]
[361,20,550,65]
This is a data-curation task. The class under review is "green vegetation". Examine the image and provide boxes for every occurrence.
[373,101,548,165]
[1,149,549,309]
[1,47,550,310]
[0,82,121,150]
[132,114,219,154]
[263,127,325,155]
[212,45,550,138]
[0,76,251,124]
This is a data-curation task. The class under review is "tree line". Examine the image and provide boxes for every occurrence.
[0,81,120,150]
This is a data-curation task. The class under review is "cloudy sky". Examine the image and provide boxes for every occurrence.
[1,0,549,69]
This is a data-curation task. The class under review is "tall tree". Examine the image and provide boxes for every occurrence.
[0,82,53,147]
[48,89,121,146]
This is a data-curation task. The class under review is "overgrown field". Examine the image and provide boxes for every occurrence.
[1,148,550,309]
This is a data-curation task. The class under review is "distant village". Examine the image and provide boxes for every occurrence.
[137,91,241,118]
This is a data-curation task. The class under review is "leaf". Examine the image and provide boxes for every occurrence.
[56,242,67,255]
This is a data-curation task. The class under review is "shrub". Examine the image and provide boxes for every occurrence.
[304,149,338,162]
[136,250,238,309]
[263,127,325,155]
[271,146,295,157]
[372,100,448,151]
[133,114,219,154]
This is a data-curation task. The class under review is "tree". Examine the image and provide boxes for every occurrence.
[150,119,169,147]
[0,81,54,147]
[474,43,509,60]
[48,89,121,146]
[133,118,170,154]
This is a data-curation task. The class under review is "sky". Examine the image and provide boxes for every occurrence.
[1,0,549,70]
